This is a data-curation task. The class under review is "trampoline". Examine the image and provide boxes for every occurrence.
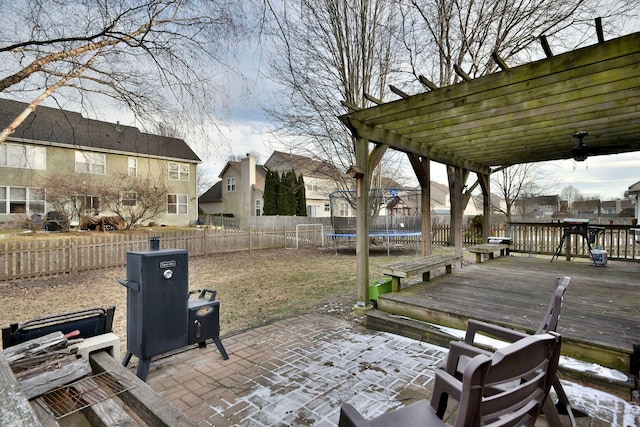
[328,188,422,255]
[327,230,422,255]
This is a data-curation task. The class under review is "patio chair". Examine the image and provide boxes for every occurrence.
[338,332,562,427]
[453,276,586,426]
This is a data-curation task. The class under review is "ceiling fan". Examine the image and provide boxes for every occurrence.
[571,131,589,161]
[570,130,635,161]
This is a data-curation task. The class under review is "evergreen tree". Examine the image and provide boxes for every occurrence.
[277,170,292,215]
[263,170,279,215]
[296,175,307,216]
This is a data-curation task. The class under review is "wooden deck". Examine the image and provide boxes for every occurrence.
[369,254,639,397]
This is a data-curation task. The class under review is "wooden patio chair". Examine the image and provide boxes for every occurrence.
[454,276,586,426]
[338,332,562,427]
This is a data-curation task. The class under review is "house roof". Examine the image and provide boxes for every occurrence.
[0,98,200,162]
[217,160,267,183]
[518,195,560,205]
[340,31,640,174]
[627,181,640,194]
[265,151,346,179]
[199,181,222,202]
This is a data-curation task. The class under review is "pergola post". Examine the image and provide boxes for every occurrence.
[478,172,492,241]
[354,137,371,309]
[408,153,432,256]
[448,166,465,256]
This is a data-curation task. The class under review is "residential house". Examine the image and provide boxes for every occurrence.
[514,195,561,217]
[198,156,267,227]
[0,98,201,227]
[198,181,223,214]
[600,199,634,216]
[465,193,506,217]
[625,180,640,220]
[264,151,345,218]
[572,199,601,217]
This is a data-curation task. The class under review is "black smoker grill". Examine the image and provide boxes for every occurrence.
[118,249,228,381]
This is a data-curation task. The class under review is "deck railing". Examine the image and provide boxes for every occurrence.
[507,222,640,260]
[431,221,640,261]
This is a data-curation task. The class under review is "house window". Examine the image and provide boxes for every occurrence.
[226,177,236,192]
[0,143,46,170]
[255,199,262,216]
[324,202,330,212]
[75,151,105,174]
[0,187,45,214]
[306,180,317,192]
[122,192,137,207]
[339,202,350,217]
[167,194,188,214]
[168,162,190,180]
[128,158,137,176]
[80,195,100,214]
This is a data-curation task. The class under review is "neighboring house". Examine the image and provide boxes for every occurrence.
[600,199,634,216]
[0,98,201,227]
[198,156,267,227]
[264,151,346,218]
[199,153,339,227]
[199,149,495,228]
[198,181,223,214]
[625,180,640,220]
[572,199,600,217]
[515,195,561,217]
[465,193,505,217]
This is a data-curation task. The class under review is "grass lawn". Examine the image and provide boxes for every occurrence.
[1,245,452,352]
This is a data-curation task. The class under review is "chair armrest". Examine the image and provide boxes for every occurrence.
[445,341,492,374]
[464,319,528,346]
[431,353,491,418]
[339,403,369,427]
[430,367,464,416]
[432,368,464,402]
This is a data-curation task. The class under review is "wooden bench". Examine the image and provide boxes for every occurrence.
[379,254,462,292]
[467,243,510,263]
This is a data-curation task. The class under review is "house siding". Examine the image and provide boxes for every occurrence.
[0,100,200,227]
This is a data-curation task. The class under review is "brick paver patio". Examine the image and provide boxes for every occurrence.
[143,313,639,426]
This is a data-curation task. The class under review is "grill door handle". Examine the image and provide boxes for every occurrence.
[194,320,201,338]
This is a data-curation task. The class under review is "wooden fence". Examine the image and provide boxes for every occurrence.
[0,226,326,281]
[2,221,637,281]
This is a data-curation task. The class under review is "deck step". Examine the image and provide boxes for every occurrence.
[366,309,635,400]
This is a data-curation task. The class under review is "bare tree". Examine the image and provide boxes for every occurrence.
[0,0,246,143]
[491,163,558,222]
[400,0,637,89]
[561,185,583,212]
[44,173,101,228]
[261,0,409,194]
[99,174,168,229]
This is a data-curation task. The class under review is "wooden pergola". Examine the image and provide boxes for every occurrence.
[339,30,640,307]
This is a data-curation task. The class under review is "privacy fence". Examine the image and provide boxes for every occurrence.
[1,221,637,281]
